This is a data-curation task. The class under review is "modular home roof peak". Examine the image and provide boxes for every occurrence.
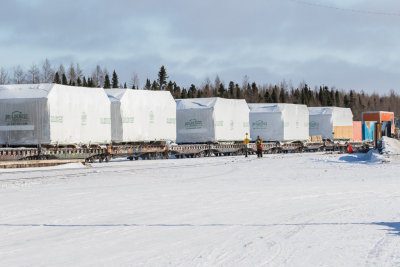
[106,89,128,100]
[0,83,56,99]
[248,103,301,112]
[176,97,219,109]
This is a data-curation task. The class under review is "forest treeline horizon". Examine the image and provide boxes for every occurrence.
[0,60,399,120]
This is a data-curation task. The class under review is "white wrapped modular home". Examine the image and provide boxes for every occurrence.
[176,97,250,143]
[248,103,309,141]
[107,89,176,143]
[0,84,111,145]
[308,107,353,139]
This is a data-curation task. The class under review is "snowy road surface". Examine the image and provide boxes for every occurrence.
[1,151,400,266]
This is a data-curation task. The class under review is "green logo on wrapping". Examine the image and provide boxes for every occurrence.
[51,116,63,123]
[122,117,134,123]
[215,121,223,127]
[100,118,111,124]
[149,111,154,123]
[166,118,176,124]
[252,120,267,129]
[310,121,319,129]
[5,111,29,125]
[81,112,87,126]
[185,119,203,129]
[230,120,234,131]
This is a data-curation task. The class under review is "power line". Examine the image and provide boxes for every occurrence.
[286,0,400,17]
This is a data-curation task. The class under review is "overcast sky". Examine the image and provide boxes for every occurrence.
[1,0,400,93]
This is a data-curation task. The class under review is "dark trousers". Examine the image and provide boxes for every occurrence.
[257,149,263,157]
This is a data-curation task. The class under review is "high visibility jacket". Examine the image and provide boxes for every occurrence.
[256,138,263,149]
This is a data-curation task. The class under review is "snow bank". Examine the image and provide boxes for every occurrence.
[339,150,387,164]
[0,162,86,173]
[380,137,400,155]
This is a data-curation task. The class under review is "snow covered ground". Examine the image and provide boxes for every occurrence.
[1,140,400,266]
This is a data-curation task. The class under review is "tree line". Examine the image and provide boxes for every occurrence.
[0,60,399,120]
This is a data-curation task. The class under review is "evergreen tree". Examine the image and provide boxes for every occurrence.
[188,84,196,98]
[82,76,88,87]
[62,73,68,85]
[218,83,226,97]
[294,88,301,104]
[166,81,174,92]
[335,90,340,106]
[88,78,94,87]
[264,91,272,103]
[349,90,356,108]
[251,82,259,102]
[145,79,151,90]
[329,89,335,106]
[173,83,181,98]
[235,84,241,99]
[53,72,61,84]
[104,74,111,89]
[151,80,159,90]
[344,95,350,107]
[181,88,187,98]
[76,76,82,86]
[157,65,168,90]
[124,82,127,89]
[271,86,279,103]
[228,81,235,98]
[112,70,119,88]
[279,87,286,103]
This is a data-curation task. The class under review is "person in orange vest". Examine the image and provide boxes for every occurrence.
[256,136,263,158]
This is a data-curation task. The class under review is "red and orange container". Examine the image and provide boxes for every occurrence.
[361,111,395,134]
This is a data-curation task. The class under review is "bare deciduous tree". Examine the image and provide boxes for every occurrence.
[129,72,140,89]
[58,64,66,77]
[13,65,26,84]
[0,67,9,84]
[42,59,54,83]
[28,64,40,84]
[92,65,104,87]
[76,63,83,80]
[68,63,76,85]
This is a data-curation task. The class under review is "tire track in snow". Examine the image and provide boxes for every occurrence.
[0,157,250,188]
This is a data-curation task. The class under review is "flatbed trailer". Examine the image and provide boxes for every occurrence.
[0,140,374,163]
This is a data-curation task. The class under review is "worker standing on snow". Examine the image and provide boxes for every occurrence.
[256,136,263,158]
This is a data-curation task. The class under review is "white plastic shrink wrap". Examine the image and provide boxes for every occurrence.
[249,103,309,141]
[0,84,111,145]
[308,107,353,139]
[176,97,250,143]
[107,89,176,142]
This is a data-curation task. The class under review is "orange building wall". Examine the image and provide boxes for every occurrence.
[362,112,394,123]
[362,112,395,134]
[352,121,362,141]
